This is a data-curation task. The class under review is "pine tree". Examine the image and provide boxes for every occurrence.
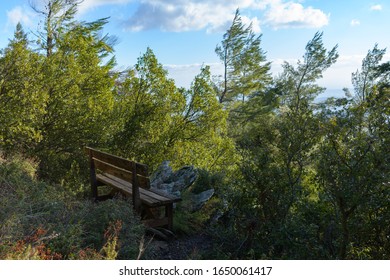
[215,9,271,104]
[30,0,117,181]
[0,23,45,154]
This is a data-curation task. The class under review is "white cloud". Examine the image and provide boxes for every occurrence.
[78,0,132,14]
[7,6,34,28]
[264,0,329,29]
[242,16,262,33]
[121,0,329,32]
[164,62,224,88]
[370,4,382,11]
[122,0,262,33]
[76,0,329,33]
[350,19,360,26]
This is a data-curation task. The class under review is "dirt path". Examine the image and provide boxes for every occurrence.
[144,231,214,260]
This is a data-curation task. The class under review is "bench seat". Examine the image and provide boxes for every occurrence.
[86,147,181,231]
[96,173,181,207]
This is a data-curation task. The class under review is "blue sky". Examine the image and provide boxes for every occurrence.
[1,0,390,93]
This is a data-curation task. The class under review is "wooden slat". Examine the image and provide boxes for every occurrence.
[96,173,132,196]
[147,188,182,203]
[85,147,148,176]
[94,158,133,181]
[103,174,176,206]
[93,158,150,188]
[96,173,177,207]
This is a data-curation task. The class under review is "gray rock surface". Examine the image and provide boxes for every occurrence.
[150,161,173,188]
[190,189,215,212]
[150,161,197,197]
[150,161,215,212]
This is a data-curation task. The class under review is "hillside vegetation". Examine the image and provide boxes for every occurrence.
[0,1,389,259]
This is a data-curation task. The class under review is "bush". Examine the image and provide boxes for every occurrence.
[0,155,144,259]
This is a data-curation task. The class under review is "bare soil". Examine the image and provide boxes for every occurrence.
[143,231,214,260]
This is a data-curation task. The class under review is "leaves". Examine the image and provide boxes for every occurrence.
[215,9,271,104]
[113,50,235,172]
[1,2,389,260]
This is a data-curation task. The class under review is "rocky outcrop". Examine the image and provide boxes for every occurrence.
[150,161,214,212]
[189,189,215,212]
[150,161,197,197]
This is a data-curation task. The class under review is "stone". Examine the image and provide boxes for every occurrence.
[150,161,173,187]
[150,161,197,197]
[150,161,215,212]
[190,189,215,212]
[170,166,198,192]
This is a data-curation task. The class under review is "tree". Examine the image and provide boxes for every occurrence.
[352,44,386,103]
[174,66,237,171]
[113,49,236,172]
[30,0,81,57]
[112,47,182,169]
[229,32,338,258]
[0,23,45,154]
[30,0,116,181]
[317,47,390,259]
[215,9,271,104]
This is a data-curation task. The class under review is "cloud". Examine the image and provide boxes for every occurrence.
[77,0,329,33]
[264,0,329,29]
[242,16,262,33]
[6,6,34,28]
[165,62,224,88]
[121,0,329,32]
[350,19,360,26]
[78,0,132,14]
[370,4,382,11]
[122,0,262,33]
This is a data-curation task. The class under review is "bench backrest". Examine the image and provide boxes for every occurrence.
[86,147,151,212]
[86,147,151,189]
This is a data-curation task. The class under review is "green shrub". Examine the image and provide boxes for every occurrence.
[0,155,144,259]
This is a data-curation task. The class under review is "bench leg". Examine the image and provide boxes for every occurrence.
[91,182,98,200]
[165,204,173,231]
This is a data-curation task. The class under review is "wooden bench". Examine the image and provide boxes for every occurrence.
[86,147,181,231]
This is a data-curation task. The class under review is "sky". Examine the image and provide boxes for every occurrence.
[1,0,390,95]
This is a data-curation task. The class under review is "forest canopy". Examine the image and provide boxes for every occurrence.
[0,1,389,260]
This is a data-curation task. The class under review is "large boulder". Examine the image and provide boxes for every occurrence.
[150,161,197,198]
[189,189,215,212]
[150,162,215,212]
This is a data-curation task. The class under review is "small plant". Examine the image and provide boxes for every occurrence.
[1,227,62,260]
[100,220,122,260]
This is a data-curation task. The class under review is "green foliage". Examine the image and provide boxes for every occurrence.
[35,10,116,181]
[113,49,236,172]
[215,9,271,104]
[212,32,341,259]
[0,24,45,154]
[0,156,144,260]
[316,90,390,259]
[0,2,389,260]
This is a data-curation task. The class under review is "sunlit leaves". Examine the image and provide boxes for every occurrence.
[114,50,236,172]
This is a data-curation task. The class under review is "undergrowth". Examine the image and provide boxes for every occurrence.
[0,154,145,259]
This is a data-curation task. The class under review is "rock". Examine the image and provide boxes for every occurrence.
[150,161,197,197]
[150,161,215,212]
[154,182,178,197]
[190,189,215,212]
[150,161,173,187]
[170,166,198,193]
